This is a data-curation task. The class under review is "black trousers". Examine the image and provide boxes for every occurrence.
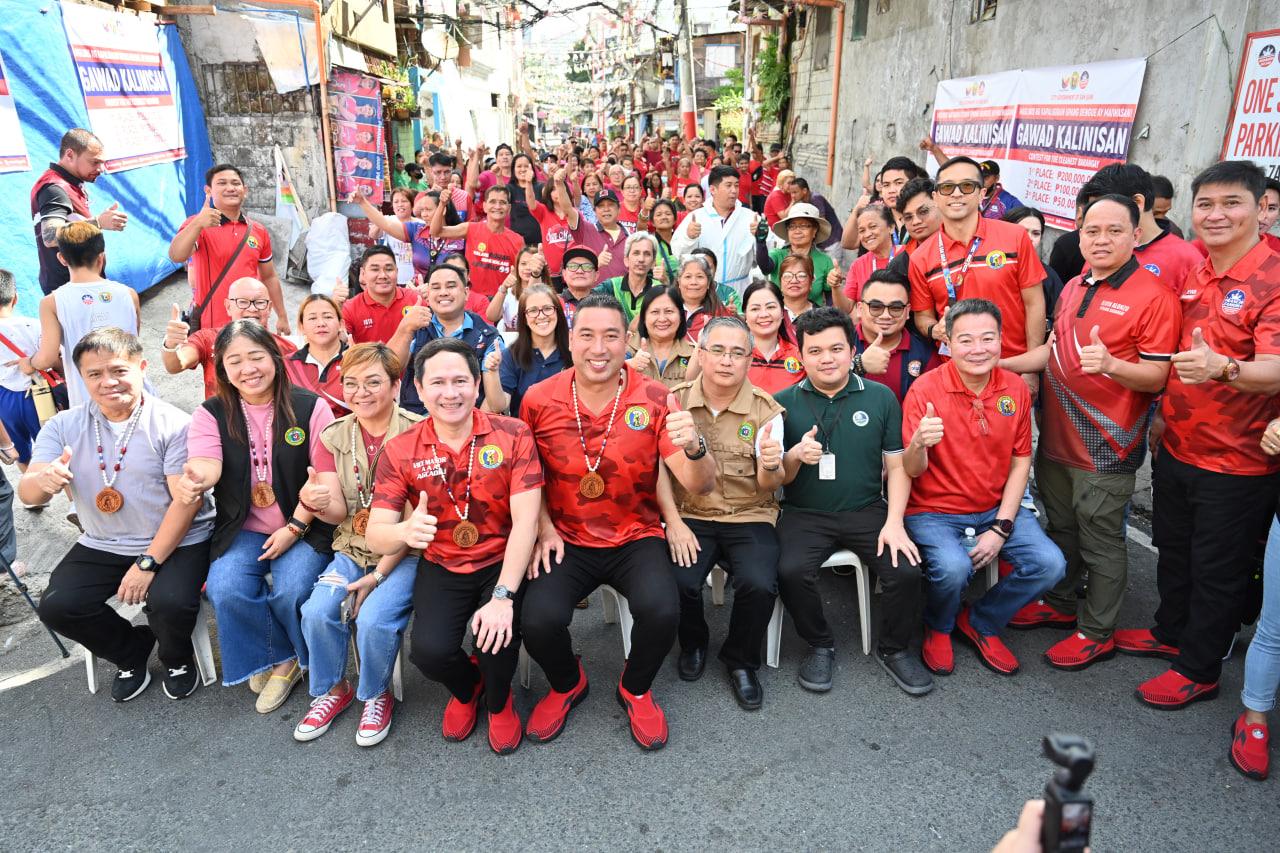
[521,536,678,695]
[776,504,920,654]
[38,541,211,668]
[408,559,522,713]
[1152,450,1280,684]
[671,519,778,670]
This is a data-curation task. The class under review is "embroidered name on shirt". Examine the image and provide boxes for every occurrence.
[1098,299,1131,317]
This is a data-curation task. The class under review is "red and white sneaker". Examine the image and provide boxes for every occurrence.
[955,607,1020,675]
[293,683,355,742]
[1230,713,1270,780]
[1044,633,1116,671]
[488,692,523,755]
[1008,599,1076,630]
[356,690,395,747]
[1114,628,1179,660]
[1135,668,1219,710]
[526,659,589,744]
[922,628,954,675]
[616,684,669,750]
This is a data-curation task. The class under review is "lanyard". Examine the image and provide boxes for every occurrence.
[802,386,842,452]
[937,231,983,305]
[889,230,901,258]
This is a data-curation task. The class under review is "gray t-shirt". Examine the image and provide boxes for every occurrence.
[32,394,214,557]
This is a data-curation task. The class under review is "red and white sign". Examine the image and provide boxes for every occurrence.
[0,50,28,174]
[1222,29,1280,179]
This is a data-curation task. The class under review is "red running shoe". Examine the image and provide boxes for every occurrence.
[1008,599,1076,630]
[1114,628,1179,660]
[1044,633,1116,671]
[1136,668,1219,710]
[1230,713,1270,780]
[487,692,523,756]
[616,684,669,750]
[955,607,1020,675]
[525,659,589,743]
[921,628,954,675]
[442,672,483,742]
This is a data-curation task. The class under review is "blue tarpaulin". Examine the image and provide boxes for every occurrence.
[0,2,213,317]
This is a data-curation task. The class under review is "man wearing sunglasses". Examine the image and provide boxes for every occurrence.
[853,269,941,404]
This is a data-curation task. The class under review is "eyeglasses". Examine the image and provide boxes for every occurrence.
[230,298,271,310]
[779,272,810,283]
[935,180,981,197]
[342,378,388,395]
[861,300,908,318]
[701,345,751,362]
[901,206,934,224]
[525,305,557,318]
[563,261,596,273]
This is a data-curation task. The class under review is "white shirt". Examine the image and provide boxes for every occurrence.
[670,200,758,299]
[0,315,41,392]
[52,279,138,407]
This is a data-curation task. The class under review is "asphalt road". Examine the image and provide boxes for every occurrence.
[0,274,1274,852]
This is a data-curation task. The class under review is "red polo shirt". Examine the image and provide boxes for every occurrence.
[1042,260,1181,473]
[284,342,350,416]
[1131,229,1203,294]
[182,214,274,329]
[372,410,543,573]
[1161,240,1280,476]
[342,287,419,345]
[908,217,1047,357]
[748,338,805,395]
[763,189,790,226]
[855,325,941,405]
[520,365,680,548]
[902,362,1032,515]
[465,221,524,298]
[188,326,295,399]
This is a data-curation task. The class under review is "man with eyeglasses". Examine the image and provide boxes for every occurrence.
[909,157,1047,398]
[852,269,940,404]
[342,246,421,345]
[161,276,295,398]
[658,316,785,710]
[558,244,599,329]
[886,178,942,279]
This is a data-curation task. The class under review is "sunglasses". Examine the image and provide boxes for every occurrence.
[935,180,982,197]
[861,300,908,318]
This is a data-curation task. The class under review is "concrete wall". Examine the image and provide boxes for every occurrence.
[786,0,1280,229]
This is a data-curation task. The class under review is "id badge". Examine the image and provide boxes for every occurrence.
[939,342,951,357]
[819,452,836,480]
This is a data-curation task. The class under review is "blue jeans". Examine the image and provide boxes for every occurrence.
[301,552,417,701]
[1243,516,1280,713]
[906,506,1066,635]
[205,528,330,685]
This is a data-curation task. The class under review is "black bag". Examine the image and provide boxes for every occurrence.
[183,218,255,333]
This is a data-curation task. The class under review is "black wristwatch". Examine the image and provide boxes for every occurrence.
[135,554,160,573]
[853,352,866,376]
[492,584,513,602]
[684,434,708,460]
[990,518,1014,539]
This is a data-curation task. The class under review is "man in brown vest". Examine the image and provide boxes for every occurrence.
[661,315,785,710]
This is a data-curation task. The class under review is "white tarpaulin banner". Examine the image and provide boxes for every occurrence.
[931,58,1147,229]
[1222,29,1280,179]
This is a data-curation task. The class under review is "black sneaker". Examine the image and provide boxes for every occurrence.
[163,660,200,700]
[111,666,152,702]
[798,647,835,693]
[877,648,935,696]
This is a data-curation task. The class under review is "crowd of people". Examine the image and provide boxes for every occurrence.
[7,125,1280,783]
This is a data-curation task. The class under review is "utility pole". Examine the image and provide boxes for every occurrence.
[678,0,698,140]
[740,0,753,137]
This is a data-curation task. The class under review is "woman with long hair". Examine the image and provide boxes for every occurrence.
[284,294,349,416]
[742,280,805,394]
[577,171,604,227]
[178,321,336,714]
[644,171,665,201]
[486,245,550,332]
[677,183,705,226]
[508,153,545,247]
[839,203,898,312]
[648,198,680,282]
[674,255,739,345]
[482,284,571,416]
[356,189,462,277]
[627,284,700,388]
[618,173,645,234]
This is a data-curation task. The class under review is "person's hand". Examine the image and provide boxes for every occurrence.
[275,312,292,336]
[629,338,654,374]
[791,425,823,465]
[528,519,565,579]
[918,137,934,151]
[758,421,783,471]
[299,466,331,512]
[687,213,702,240]
[331,275,350,305]
[117,563,156,606]
[664,393,700,455]
[1171,327,1228,385]
[665,517,701,568]
[174,462,207,505]
[346,572,378,619]
[39,446,74,496]
[911,402,944,448]
[0,444,16,466]
[1262,418,1280,456]
[258,525,300,561]
[861,331,892,375]
[931,307,949,342]
[877,519,920,568]
[164,304,190,351]
[404,492,437,550]
[1148,409,1166,460]
[597,247,613,269]
[193,191,222,231]
[484,348,503,373]
[991,799,1047,853]
[349,185,372,206]
[96,202,128,232]
[399,304,434,334]
[864,155,875,168]
[826,266,843,290]
[643,196,656,215]
[1021,372,1039,403]
[968,529,1004,569]
[8,356,34,376]
[471,595,516,654]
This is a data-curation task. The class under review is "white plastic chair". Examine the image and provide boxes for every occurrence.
[85,596,218,694]
[708,565,786,668]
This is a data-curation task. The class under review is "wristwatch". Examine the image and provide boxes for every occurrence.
[684,434,708,460]
[492,584,513,602]
[990,518,1014,539]
[1215,356,1241,383]
[135,554,160,573]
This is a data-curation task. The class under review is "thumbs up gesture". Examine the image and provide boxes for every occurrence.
[597,246,613,269]
[164,303,190,350]
[196,191,222,230]
[299,465,331,512]
[175,461,208,505]
[96,201,128,231]
[758,421,783,471]
[404,492,438,550]
[911,402,945,449]
[687,212,702,240]
[39,445,74,496]
[664,393,700,454]
[1171,326,1228,385]
[791,425,824,465]
[1079,325,1114,375]
[628,337,654,374]
[861,331,892,375]
[931,307,949,342]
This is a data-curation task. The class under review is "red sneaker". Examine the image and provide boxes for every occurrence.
[1114,628,1179,660]
[293,682,355,742]
[1230,713,1270,780]
[1044,633,1116,671]
[442,672,483,742]
[955,607,1020,675]
[356,691,395,748]
[616,684,669,750]
[525,659,589,744]
[487,692,523,756]
[1135,668,1219,710]
[922,628,954,675]
[1008,599,1076,630]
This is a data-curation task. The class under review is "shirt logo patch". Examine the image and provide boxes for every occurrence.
[478,444,504,468]
[783,356,801,374]
[284,427,306,446]
[678,357,688,367]
[247,236,260,249]
[81,293,94,305]
[624,405,651,430]
[907,359,923,377]
[476,241,487,253]
[851,410,870,427]
[738,422,755,443]
[1180,288,1199,301]
[985,250,1007,269]
[99,291,113,303]
[1143,262,1162,276]
[996,395,1016,416]
[403,306,412,317]
[1098,299,1131,316]
[1222,288,1246,315]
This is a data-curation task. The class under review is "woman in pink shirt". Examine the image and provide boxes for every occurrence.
[840,203,898,313]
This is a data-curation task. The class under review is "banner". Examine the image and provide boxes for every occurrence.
[1222,29,1280,179]
[274,145,308,251]
[328,71,384,204]
[931,58,1147,229]
[0,51,27,174]
[60,3,185,172]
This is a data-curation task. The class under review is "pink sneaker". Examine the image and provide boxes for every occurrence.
[293,683,355,742]
[356,691,395,747]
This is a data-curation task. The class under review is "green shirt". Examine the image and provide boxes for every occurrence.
[775,375,903,513]
[594,275,658,324]
[769,246,834,304]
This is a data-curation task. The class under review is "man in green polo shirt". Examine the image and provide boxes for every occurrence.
[775,307,932,697]
[593,231,659,325]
